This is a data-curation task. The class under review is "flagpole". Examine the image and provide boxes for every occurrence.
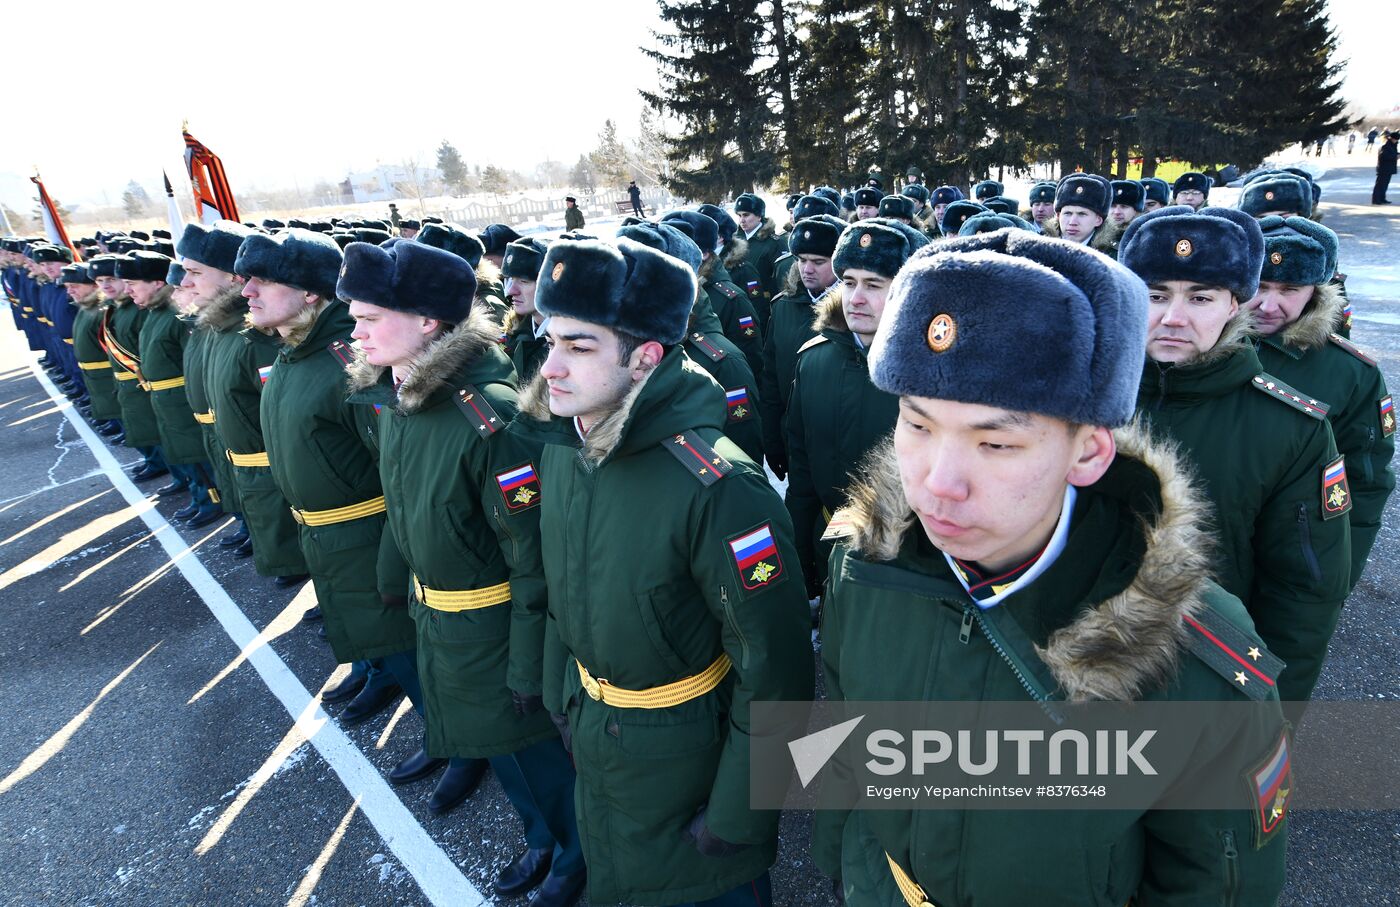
[164,170,186,241]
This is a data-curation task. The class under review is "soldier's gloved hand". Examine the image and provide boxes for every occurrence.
[683,806,750,858]
[511,689,544,717]
[549,712,572,753]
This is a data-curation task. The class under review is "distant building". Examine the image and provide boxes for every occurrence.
[345,164,443,203]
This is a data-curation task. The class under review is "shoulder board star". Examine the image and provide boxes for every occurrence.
[662,430,733,487]
[688,332,727,363]
[454,384,503,435]
[1328,332,1377,366]
[797,335,829,356]
[1181,606,1284,701]
[713,282,739,300]
[1250,373,1329,420]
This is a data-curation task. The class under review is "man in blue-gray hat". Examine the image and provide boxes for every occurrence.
[1121,206,1351,709]
[812,227,1289,905]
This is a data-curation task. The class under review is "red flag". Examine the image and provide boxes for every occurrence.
[30,175,81,262]
[183,129,240,224]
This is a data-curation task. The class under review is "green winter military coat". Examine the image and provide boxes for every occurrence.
[523,349,814,906]
[740,218,784,305]
[186,305,237,512]
[723,238,771,332]
[701,256,763,379]
[1137,324,1351,704]
[565,205,585,232]
[758,279,835,473]
[686,292,765,465]
[103,295,162,448]
[347,313,555,758]
[71,293,121,422]
[1254,286,1395,589]
[203,289,307,577]
[261,302,417,663]
[138,287,206,464]
[812,427,1289,906]
[503,312,548,383]
[785,292,898,591]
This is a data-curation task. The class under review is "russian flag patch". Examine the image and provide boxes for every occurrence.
[725,386,751,422]
[738,314,756,337]
[1321,455,1351,519]
[1246,731,1291,848]
[495,462,541,511]
[727,522,784,591]
[257,364,273,385]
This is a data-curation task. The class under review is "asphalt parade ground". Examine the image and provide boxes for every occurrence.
[1,165,1397,906]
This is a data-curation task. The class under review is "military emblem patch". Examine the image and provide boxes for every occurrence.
[1265,190,1276,201]
[495,462,542,511]
[927,313,956,352]
[1075,185,1084,195]
[739,314,756,337]
[745,279,762,298]
[1381,395,1395,437]
[728,523,784,592]
[552,262,565,280]
[1269,251,1283,265]
[257,364,273,385]
[1245,730,1291,849]
[1341,302,1354,331]
[1175,238,1193,258]
[859,232,873,247]
[725,387,751,422]
[1321,455,1351,519]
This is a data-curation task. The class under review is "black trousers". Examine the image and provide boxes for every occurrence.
[1373,171,1393,203]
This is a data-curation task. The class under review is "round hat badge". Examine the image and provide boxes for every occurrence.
[552,262,565,280]
[859,233,873,248]
[1075,186,1084,195]
[1175,239,1193,258]
[505,253,514,267]
[803,229,811,239]
[1270,251,1284,265]
[927,313,957,353]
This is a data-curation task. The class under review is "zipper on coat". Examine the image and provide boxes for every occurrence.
[1219,829,1239,907]
[1295,503,1323,584]
[959,608,974,644]
[964,604,1053,709]
[492,505,519,563]
[1362,428,1376,484]
[720,584,749,667]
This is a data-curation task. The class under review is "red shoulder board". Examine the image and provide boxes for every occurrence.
[327,339,355,367]
[1328,332,1376,366]
[1249,373,1328,420]
[662,430,733,487]
[454,385,503,435]
[688,332,727,363]
[1181,607,1283,701]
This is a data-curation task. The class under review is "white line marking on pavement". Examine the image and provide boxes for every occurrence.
[28,363,486,907]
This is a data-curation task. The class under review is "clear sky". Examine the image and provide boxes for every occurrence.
[1,0,1394,215]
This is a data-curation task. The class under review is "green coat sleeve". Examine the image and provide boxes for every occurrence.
[687,466,815,847]
[376,518,411,602]
[1335,367,1396,585]
[1249,420,1351,703]
[759,323,787,473]
[484,428,549,698]
[784,361,822,593]
[810,544,854,880]
[711,285,764,380]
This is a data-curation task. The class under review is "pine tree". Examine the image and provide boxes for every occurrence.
[121,180,151,218]
[570,154,597,191]
[437,140,471,194]
[480,165,511,195]
[642,0,778,199]
[590,119,631,188]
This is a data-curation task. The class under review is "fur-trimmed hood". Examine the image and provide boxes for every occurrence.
[519,366,656,467]
[1276,281,1342,351]
[746,218,777,244]
[835,419,1211,701]
[722,236,750,272]
[195,284,249,332]
[1041,216,1122,255]
[345,309,501,414]
[72,289,102,310]
[812,287,849,334]
[138,284,175,313]
[1188,307,1257,368]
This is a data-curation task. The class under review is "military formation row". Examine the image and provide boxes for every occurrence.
[0,158,1392,905]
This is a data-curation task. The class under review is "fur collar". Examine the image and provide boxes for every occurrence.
[1277,281,1342,351]
[836,419,1210,701]
[277,300,331,349]
[699,253,721,287]
[141,284,174,312]
[748,218,777,243]
[195,284,248,332]
[344,310,501,414]
[476,258,503,291]
[1189,309,1257,367]
[1040,217,1122,253]
[781,258,803,297]
[517,363,659,467]
[74,290,102,309]
[722,237,750,272]
[812,287,849,333]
